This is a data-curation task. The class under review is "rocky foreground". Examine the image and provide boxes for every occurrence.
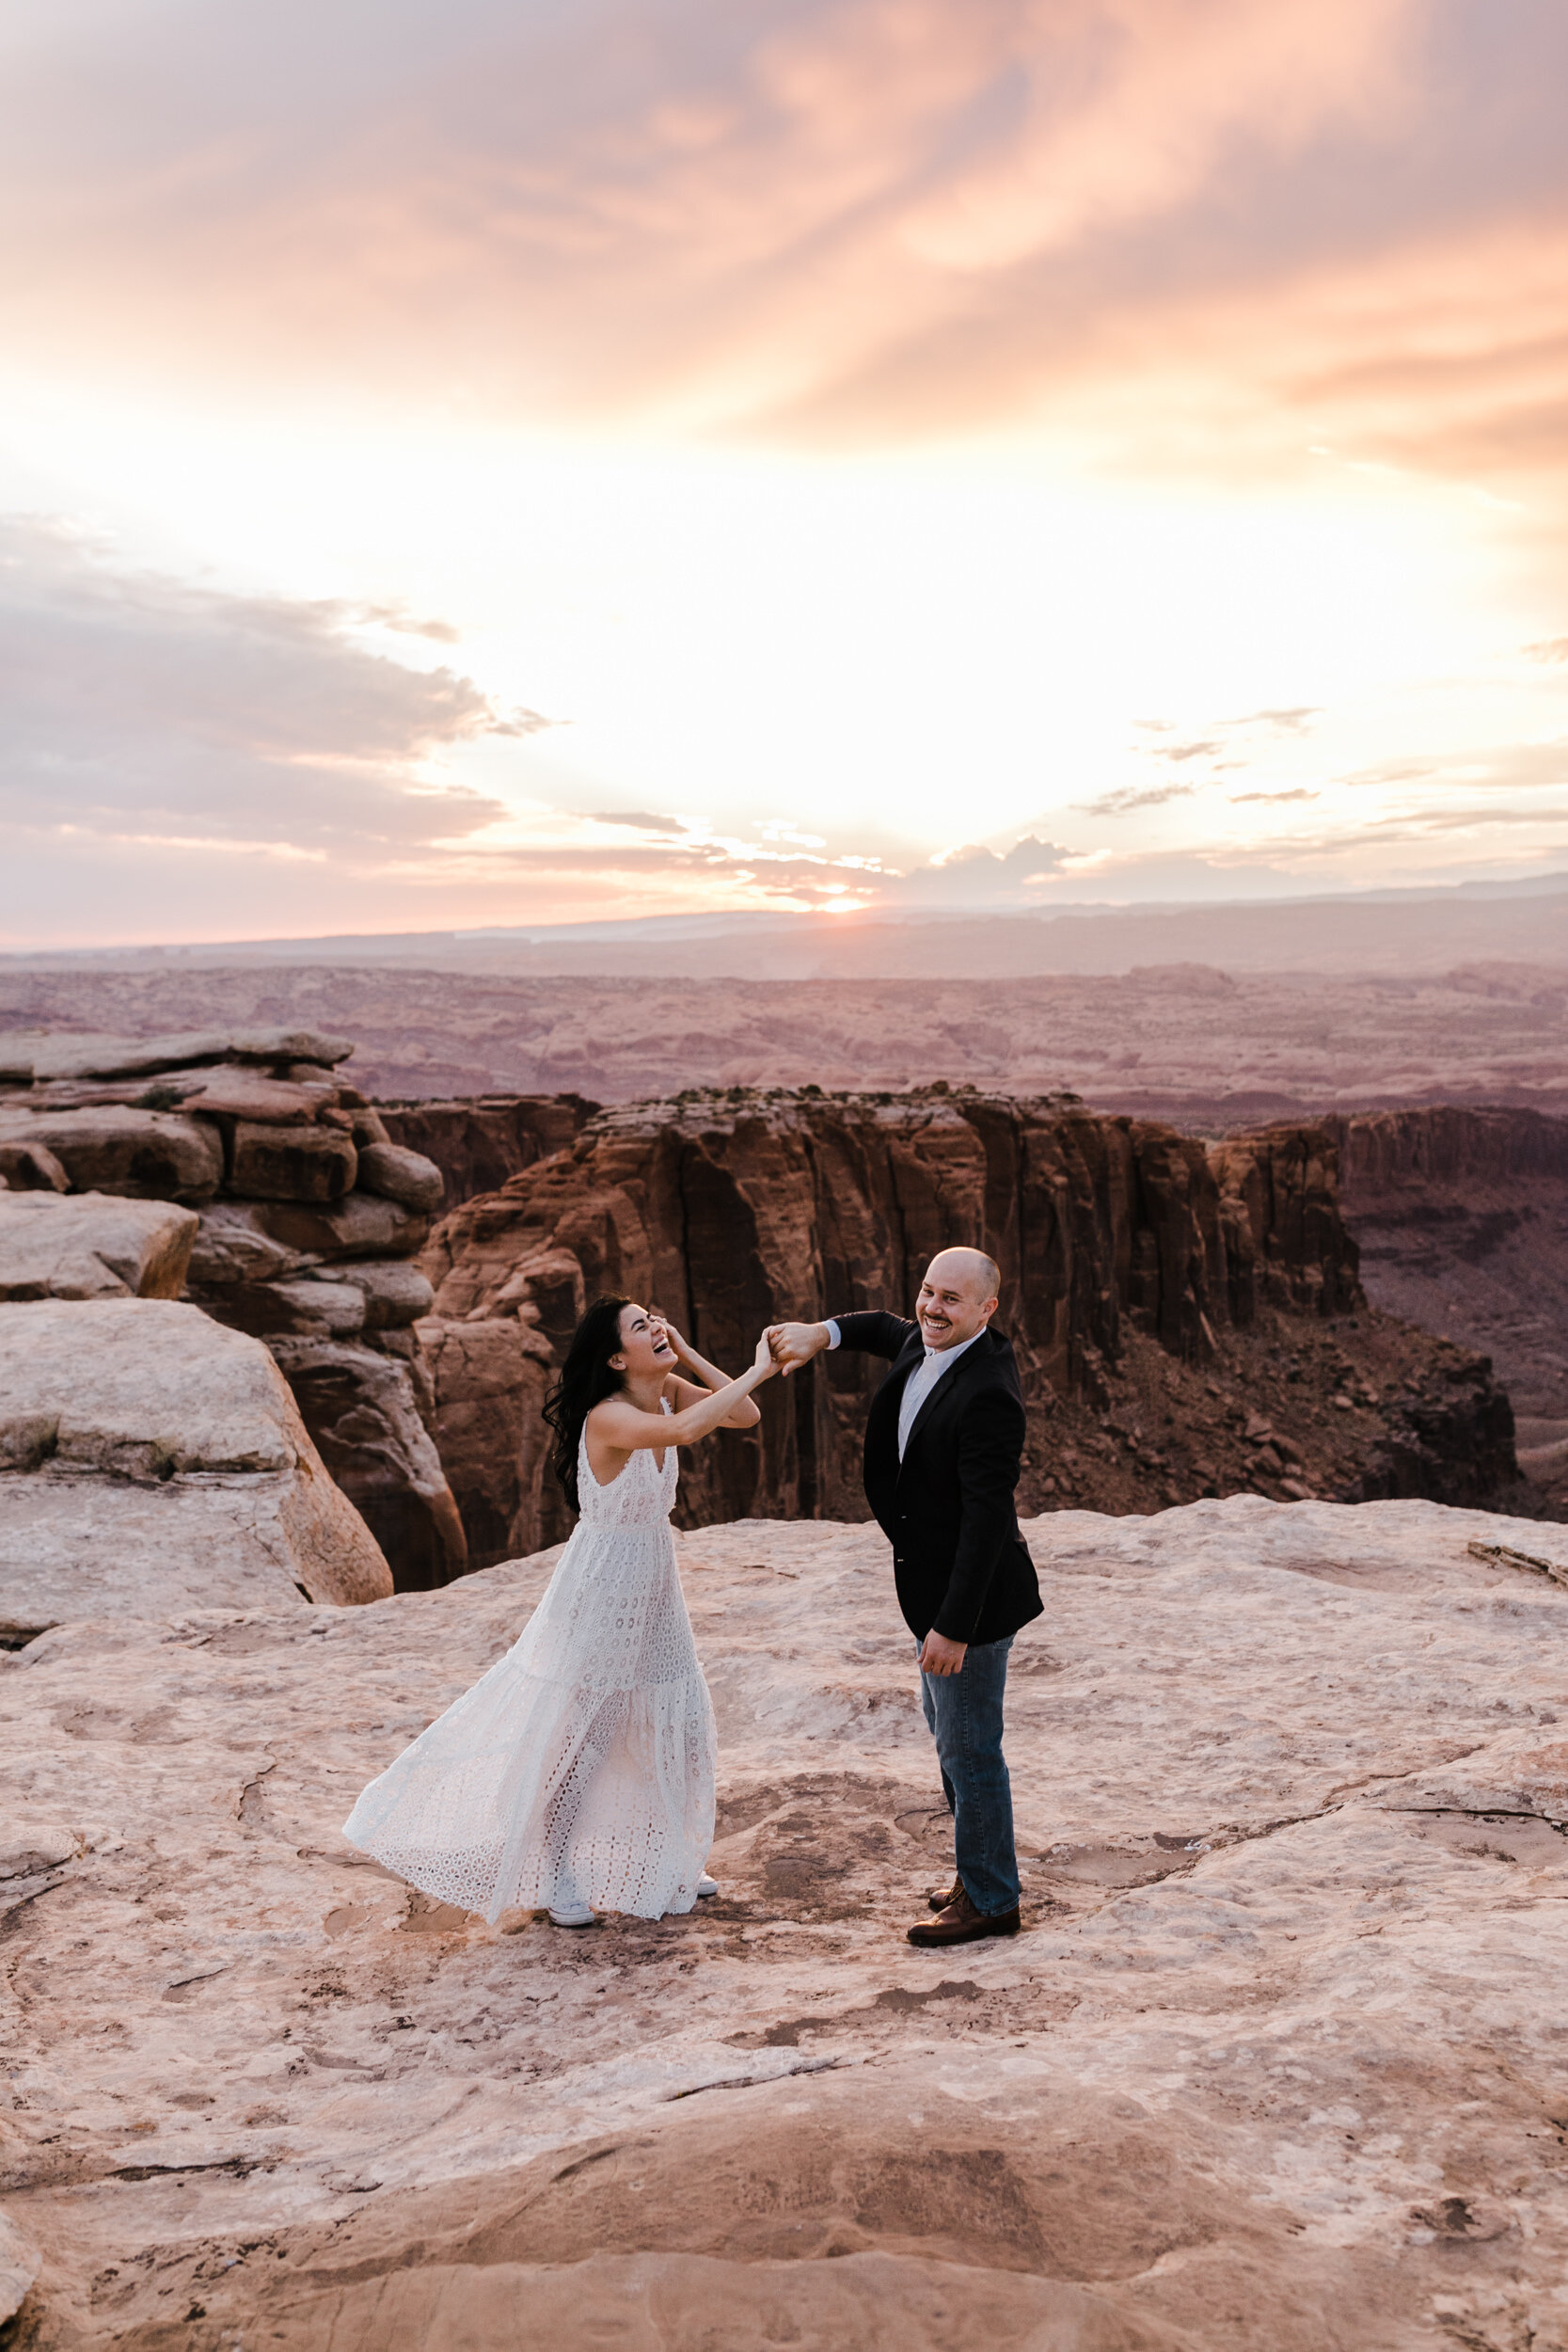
[4,1499,1568,2349]
[0,1025,462,1589]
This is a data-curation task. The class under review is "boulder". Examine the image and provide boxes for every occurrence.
[0,1191,198,1301]
[0,1105,224,1202]
[333,1259,435,1330]
[0,1141,68,1192]
[355,1141,444,1215]
[0,1300,390,1639]
[350,1107,390,1148]
[267,1337,467,1592]
[255,1191,432,1262]
[228,1120,357,1202]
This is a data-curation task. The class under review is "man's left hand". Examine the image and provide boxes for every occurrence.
[919,1630,967,1677]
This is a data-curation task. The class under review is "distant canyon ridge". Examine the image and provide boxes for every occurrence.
[2,956,1565,1122]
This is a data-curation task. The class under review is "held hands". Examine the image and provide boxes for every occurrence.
[765,1321,831,1376]
[752,1329,781,1380]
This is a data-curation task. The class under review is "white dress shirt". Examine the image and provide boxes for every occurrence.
[823,1320,986,1461]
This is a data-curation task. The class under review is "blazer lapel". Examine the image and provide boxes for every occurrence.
[871,1337,925,1459]
[897,1331,998,1472]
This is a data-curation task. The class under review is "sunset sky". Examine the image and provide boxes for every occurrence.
[3,0,1567,945]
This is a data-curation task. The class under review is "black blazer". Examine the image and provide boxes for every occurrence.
[832,1311,1044,1647]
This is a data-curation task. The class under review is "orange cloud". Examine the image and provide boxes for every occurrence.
[0,0,1486,445]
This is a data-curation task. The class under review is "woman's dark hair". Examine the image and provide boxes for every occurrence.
[542,1294,631,1513]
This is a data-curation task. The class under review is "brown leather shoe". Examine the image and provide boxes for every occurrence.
[907,1887,1021,1947]
[927,1875,962,1914]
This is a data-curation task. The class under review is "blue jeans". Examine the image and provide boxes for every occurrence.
[918,1634,1020,1916]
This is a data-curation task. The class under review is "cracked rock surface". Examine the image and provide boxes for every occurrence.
[2,1497,1567,2348]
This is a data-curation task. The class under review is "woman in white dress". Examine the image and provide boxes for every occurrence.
[343,1296,777,1928]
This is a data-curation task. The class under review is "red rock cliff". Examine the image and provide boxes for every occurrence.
[419,1089,1370,1560]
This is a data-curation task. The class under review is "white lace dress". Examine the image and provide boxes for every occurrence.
[342,1404,716,1922]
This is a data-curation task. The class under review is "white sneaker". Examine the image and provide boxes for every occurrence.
[548,1902,596,1928]
[696,1874,719,1898]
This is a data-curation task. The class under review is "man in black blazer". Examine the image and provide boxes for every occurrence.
[769,1248,1042,1946]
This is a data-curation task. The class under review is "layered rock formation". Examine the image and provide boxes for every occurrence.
[419,1089,1513,1566]
[378,1093,597,1208]
[0,1028,462,1591]
[3,1498,1567,2347]
[0,1299,390,1643]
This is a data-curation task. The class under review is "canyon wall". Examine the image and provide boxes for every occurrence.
[1331,1105,1568,1516]
[1330,1105,1568,1193]
[419,1089,1394,1563]
[379,1093,597,1207]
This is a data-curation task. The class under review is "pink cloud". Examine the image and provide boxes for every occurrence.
[8,0,1549,477]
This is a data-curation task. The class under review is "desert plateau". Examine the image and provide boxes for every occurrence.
[4,944,1567,1119]
[0,963,1565,2349]
[5,1501,1568,2349]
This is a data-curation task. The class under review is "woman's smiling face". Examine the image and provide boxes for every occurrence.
[612,1302,676,1381]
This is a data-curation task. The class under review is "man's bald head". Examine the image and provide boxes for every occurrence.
[916,1248,1001,1351]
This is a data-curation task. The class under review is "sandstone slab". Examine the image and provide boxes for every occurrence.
[228,1120,356,1202]
[260,1279,368,1337]
[255,1192,431,1261]
[0,1107,223,1203]
[0,1032,232,1084]
[0,1028,352,1083]
[0,1301,390,1637]
[0,1194,198,1303]
[333,1258,436,1329]
[1,1497,1566,2348]
[180,1075,335,1124]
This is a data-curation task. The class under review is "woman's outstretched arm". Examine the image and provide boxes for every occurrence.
[653,1315,762,1428]
[589,1330,777,1454]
